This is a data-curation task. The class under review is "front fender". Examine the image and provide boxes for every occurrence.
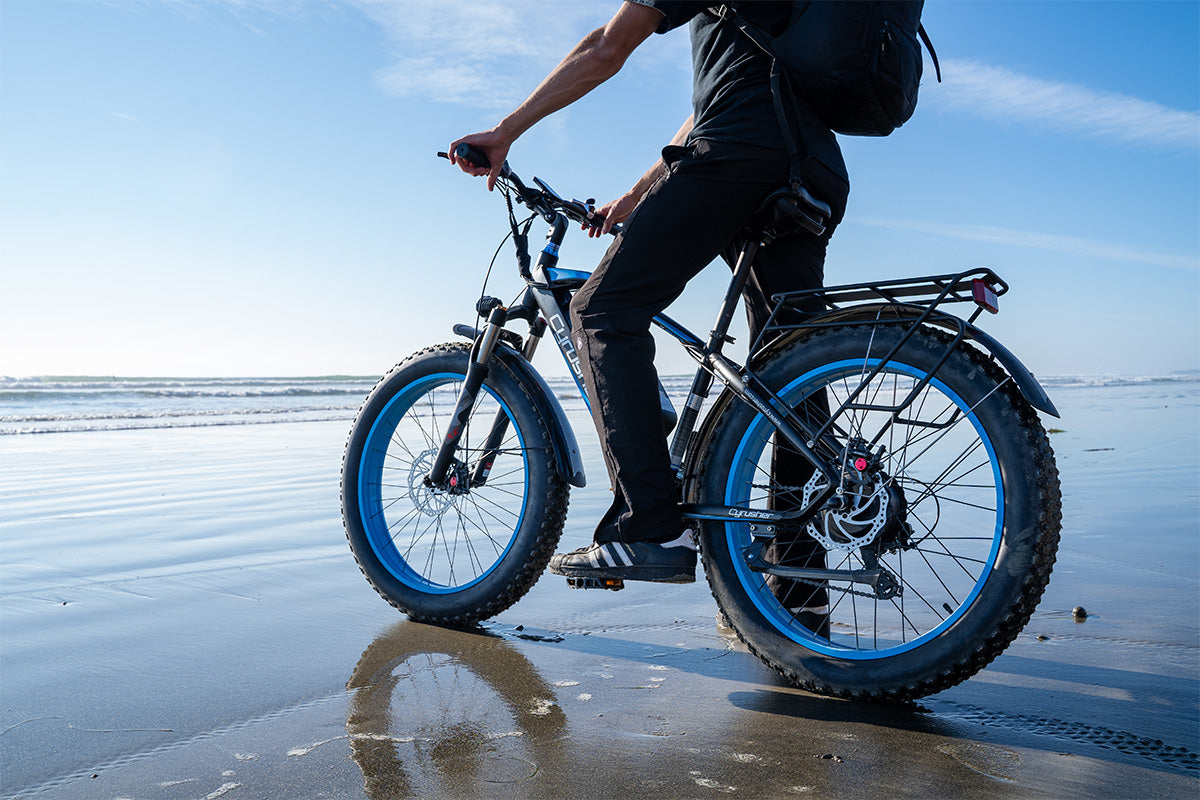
[490,344,587,487]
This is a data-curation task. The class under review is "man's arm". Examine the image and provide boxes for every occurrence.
[587,114,693,237]
[449,1,664,190]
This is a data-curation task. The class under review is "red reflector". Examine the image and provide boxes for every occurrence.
[972,279,999,314]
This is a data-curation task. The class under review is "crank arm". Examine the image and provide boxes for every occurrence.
[742,541,901,600]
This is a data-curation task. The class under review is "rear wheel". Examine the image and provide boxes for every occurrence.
[341,343,569,623]
[695,326,1061,700]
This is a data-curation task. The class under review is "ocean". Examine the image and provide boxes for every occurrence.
[1,372,1196,437]
[0,374,711,436]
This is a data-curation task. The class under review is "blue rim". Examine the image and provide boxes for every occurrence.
[726,358,1003,659]
[357,372,529,594]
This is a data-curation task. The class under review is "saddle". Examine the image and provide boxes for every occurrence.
[753,185,832,241]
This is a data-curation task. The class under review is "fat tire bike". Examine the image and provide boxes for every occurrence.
[341,146,1063,701]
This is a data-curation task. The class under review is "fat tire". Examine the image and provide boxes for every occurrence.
[694,326,1062,701]
[341,343,569,624]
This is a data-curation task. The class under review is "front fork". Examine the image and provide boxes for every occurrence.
[469,317,546,487]
[424,303,510,490]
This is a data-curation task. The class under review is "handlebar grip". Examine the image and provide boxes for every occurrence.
[454,143,491,169]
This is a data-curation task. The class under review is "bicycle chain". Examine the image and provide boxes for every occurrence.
[785,575,883,601]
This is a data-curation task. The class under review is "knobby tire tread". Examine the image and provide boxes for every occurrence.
[698,326,1062,701]
[341,343,570,626]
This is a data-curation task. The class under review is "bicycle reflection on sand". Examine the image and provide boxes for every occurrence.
[345,621,568,799]
[345,620,1081,798]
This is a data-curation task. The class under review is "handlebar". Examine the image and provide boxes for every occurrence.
[437,147,615,234]
[451,142,491,170]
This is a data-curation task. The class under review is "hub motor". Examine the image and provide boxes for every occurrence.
[408,449,463,516]
[802,444,911,552]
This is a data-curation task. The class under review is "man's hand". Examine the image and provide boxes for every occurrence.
[448,128,512,191]
[586,193,641,237]
[446,3,662,193]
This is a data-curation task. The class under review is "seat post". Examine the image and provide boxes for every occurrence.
[706,238,760,356]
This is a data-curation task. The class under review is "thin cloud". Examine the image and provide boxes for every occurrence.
[932,59,1199,151]
[352,0,615,109]
[856,218,1199,272]
[143,0,617,108]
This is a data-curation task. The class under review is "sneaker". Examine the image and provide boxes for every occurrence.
[548,529,697,584]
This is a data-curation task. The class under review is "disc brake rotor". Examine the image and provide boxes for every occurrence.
[408,449,454,516]
[802,463,890,552]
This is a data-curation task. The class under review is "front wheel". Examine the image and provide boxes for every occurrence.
[341,343,569,624]
[694,326,1061,700]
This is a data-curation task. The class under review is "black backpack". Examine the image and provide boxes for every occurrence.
[715,1,940,137]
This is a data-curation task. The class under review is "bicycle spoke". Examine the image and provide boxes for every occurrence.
[728,353,1006,659]
[352,371,534,590]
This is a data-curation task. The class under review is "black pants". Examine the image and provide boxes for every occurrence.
[569,139,838,565]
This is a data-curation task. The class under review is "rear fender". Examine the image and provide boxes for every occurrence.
[752,304,1059,417]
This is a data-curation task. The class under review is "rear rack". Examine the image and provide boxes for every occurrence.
[747,268,1011,452]
[753,268,1006,354]
[773,268,1007,312]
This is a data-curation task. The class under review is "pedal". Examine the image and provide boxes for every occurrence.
[566,576,625,591]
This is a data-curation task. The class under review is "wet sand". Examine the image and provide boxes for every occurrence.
[2,382,1197,798]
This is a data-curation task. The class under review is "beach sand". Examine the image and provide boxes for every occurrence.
[1,381,1197,798]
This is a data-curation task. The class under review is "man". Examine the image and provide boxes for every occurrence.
[449,1,848,614]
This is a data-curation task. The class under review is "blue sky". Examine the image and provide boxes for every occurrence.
[1,0,1197,379]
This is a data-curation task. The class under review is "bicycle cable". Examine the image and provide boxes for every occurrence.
[476,228,513,310]
[476,186,534,313]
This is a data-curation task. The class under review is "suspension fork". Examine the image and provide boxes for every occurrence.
[425,303,509,489]
[469,316,547,487]
[466,214,574,488]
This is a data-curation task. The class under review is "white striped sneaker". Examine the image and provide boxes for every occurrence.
[548,529,697,584]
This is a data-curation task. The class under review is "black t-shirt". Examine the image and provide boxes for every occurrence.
[630,0,849,216]
[630,0,791,148]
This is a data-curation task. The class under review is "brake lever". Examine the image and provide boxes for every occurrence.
[532,177,562,202]
[574,198,623,236]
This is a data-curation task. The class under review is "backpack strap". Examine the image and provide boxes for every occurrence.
[712,3,778,58]
[918,24,941,82]
[769,63,812,194]
[711,4,814,197]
